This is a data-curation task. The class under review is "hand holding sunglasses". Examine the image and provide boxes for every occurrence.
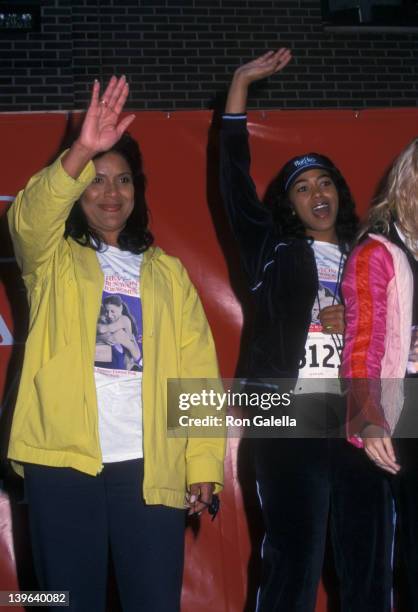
[196,494,220,521]
[186,482,220,520]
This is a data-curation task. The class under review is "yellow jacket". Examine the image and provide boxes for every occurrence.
[8,155,225,509]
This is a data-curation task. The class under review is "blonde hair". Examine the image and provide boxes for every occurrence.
[359,138,418,254]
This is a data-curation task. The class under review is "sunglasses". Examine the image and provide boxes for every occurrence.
[199,494,220,521]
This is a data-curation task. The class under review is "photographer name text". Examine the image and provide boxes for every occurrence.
[177,415,296,428]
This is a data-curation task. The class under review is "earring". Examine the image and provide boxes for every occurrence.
[291,209,296,216]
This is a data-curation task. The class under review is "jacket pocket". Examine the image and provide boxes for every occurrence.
[33,344,86,448]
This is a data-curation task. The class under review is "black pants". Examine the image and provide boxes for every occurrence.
[24,459,185,612]
[391,438,418,611]
[390,384,418,610]
[254,395,394,612]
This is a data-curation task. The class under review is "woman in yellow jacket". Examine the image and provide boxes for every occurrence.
[8,76,224,611]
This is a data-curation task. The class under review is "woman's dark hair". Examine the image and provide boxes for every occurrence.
[65,132,153,253]
[264,152,359,252]
[103,294,138,338]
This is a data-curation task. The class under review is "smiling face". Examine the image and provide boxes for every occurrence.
[80,152,134,246]
[288,168,339,243]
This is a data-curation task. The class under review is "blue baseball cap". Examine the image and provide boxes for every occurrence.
[282,153,336,192]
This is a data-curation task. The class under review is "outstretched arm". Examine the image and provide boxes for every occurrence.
[220,49,292,289]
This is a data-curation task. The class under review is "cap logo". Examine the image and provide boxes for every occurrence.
[294,156,318,168]
[283,155,331,191]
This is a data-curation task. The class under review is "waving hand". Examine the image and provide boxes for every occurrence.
[62,75,135,179]
[79,75,135,154]
[225,48,292,114]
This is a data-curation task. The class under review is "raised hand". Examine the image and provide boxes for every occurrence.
[78,75,135,155]
[234,48,292,88]
[62,75,135,179]
[225,48,292,114]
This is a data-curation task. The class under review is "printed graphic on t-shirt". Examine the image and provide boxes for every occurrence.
[94,276,143,376]
[295,243,344,392]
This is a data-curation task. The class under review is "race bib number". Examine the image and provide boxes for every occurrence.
[298,334,341,375]
[294,327,342,394]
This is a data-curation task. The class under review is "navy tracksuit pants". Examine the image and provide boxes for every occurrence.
[254,393,394,612]
[24,459,185,612]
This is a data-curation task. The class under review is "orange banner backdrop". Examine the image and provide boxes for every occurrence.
[1,108,417,611]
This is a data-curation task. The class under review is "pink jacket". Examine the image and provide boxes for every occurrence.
[341,234,413,444]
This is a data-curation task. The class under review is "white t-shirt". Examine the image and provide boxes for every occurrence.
[295,241,345,394]
[94,246,144,462]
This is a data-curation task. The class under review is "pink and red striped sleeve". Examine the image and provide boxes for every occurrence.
[341,239,395,438]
